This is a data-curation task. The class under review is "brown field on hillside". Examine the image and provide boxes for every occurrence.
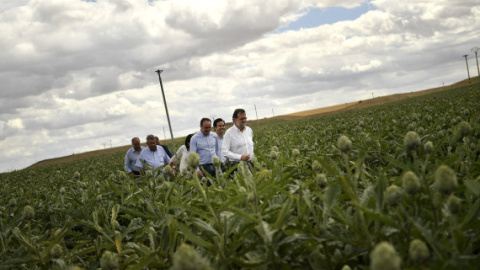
[27,76,478,169]
[277,77,478,119]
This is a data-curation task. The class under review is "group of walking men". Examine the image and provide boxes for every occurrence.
[124,108,254,178]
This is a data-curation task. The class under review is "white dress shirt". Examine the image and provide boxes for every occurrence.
[135,146,170,171]
[171,145,190,172]
[222,125,254,162]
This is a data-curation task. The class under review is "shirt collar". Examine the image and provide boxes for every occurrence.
[199,129,211,137]
[233,124,246,132]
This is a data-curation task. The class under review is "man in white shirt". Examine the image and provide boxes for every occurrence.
[212,118,226,163]
[222,109,254,166]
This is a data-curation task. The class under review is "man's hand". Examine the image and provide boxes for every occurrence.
[197,171,204,177]
[241,154,250,161]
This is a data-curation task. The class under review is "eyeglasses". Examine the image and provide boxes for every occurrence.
[236,117,247,121]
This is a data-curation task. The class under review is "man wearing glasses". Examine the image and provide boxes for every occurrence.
[222,108,255,166]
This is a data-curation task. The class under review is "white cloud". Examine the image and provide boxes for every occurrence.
[6,118,24,129]
[341,59,383,72]
[0,0,479,172]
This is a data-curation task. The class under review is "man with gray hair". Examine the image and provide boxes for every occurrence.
[136,134,171,174]
[124,137,144,178]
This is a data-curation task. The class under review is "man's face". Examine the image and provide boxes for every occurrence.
[147,139,157,151]
[234,113,247,130]
[215,121,226,136]
[201,120,212,136]
[132,138,141,150]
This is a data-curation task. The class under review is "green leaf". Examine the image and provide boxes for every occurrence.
[460,198,480,230]
[169,202,211,221]
[229,206,258,223]
[351,203,398,228]
[464,180,480,196]
[125,250,160,270]
[256,220,276,245]
[172,219,215,250]
[324,182,341,213]
[0,255,40,268]
[339,176,357,202]
[11,228,37,254]
[274,196,293,230]
[159,224,170,252]
[375,174,388,212]
[164,179,176,204]
[192,218,220,237]
[411,220,446,260]
[119,205,158,220]
[231,254,267,268]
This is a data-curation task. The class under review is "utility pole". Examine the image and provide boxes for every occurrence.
[463,55,471,80]
[155,70,177,155]
[254,104,258,120]
[472,47,480,81]
[463,54,473,97]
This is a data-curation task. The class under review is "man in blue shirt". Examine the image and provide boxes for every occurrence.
[190,118,219,179]
[136,134,171,174]
[124,137,144,178]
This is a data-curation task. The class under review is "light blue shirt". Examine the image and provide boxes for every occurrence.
[135,146,170,171]
[190,130,218,165]
[124,146,145,173]
[212,133,224,163]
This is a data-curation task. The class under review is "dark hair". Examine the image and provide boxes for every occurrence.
[232,108,245,119]
[146,134,155,141]
[200,117,211,126]
[154,136,160,142]
[131,137,140,143]
[185,134,193,149]
[213,118,225,127]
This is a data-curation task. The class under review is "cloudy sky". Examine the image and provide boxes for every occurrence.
[1,0,479,173]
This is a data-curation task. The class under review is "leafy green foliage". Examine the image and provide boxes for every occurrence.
[1,85,479,269]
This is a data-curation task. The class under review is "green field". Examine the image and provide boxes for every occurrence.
[1,84,479,269]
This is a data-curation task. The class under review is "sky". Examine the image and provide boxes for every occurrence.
[1,0,479,173]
